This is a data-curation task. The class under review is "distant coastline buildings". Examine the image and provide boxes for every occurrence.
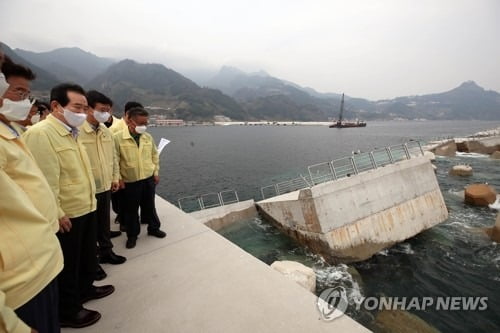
[149,113,236,126]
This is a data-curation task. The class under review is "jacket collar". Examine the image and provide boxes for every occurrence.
[82,120,103,134]
[122,126,133,140]
[46,114,73,137]
[0,121,17,140]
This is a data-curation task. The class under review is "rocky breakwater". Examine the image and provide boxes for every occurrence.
[426,126,500,157]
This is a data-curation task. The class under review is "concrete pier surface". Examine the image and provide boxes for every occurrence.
[63,196,368,332]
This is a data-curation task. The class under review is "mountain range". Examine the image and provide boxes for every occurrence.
[2,42,499,121]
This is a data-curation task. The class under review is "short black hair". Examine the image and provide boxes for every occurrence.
[50,83,86,108]
[86,90,113,108]
[124,101,143,113]
[127,107,149,119]
[36,100,50,112]
[1,56,36,80]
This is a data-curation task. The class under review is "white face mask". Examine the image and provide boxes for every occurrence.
[135,125,147,134]
[93,110,110,123]
[0,98,34,121]
[31,114,41,124]
[63,108,87,128]
[0,73,9,96]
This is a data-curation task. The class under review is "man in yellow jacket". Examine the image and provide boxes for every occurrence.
[23,83,114,329]
[109,101,143,231]
[0,56,64,333]
[79,90,126,272]
[114,107,166,249]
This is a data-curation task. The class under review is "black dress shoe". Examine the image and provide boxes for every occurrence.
[81,285,115,304]
[100,251,127,265]
[95,264,107,281]
[148,229,167,238]
[110,230,122,238]
[126,237,137,249]
[60,308,101,328]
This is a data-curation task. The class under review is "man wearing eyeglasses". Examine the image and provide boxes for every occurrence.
[0,56,64,333]
[24,83,115,329]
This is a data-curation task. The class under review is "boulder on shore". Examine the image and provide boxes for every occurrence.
[485,213,500,242]
[423,151,436,161]
[464,184,497,206]
[432,141,456,157]
[270,260,316,293]
[449,165,473,177]
[374,309,440,333]
[491,151,500,159]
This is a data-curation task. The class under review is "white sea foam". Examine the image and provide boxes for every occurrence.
[314,264,364,306]
[488,197,500,211]
[447,189,465,200]
[377,249,389,256]
[456,152,489,158]
[392,243,415,255]
[250,216,273,231]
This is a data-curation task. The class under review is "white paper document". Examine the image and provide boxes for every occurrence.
[157,138,171,155]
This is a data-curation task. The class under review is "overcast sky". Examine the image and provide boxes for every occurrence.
[1,0,499,100]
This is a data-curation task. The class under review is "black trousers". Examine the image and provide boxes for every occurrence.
[96,190,113,256]
[111,189,123,223]
[15,278,59,333]
[122,176,161,239]
[57,211,97,319]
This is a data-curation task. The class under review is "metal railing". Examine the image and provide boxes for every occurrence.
[260,174,312,199]
[261,141,423,200]
[178,190,239,212]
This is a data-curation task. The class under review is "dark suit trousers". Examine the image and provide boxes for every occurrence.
[122,176,161,238]
[15,278,59,333]
[111,189,123,223]
[57,211,97,319]
[96,190,113,256]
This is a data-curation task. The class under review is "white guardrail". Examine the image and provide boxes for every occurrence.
[260,141,424,200]
[178,190,240,213]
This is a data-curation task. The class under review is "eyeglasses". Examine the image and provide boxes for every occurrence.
[9,87,31,100]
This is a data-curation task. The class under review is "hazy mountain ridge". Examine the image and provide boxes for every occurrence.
[207,67,500,121]
[373,81,500,120]
[0,42,60,91]
[2,42,499,121]
[15,47,115,83]
[87,59,246,120]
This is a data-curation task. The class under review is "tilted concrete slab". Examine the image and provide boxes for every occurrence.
[256,156,448,263]
[63,196,368,333]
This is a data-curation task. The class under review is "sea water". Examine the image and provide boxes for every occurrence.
[150,120,500,332]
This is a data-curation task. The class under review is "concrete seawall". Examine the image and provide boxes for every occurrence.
[256,156,448,263]
[189,199,257,231]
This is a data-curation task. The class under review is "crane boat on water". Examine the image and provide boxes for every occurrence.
[329,93,366,128]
